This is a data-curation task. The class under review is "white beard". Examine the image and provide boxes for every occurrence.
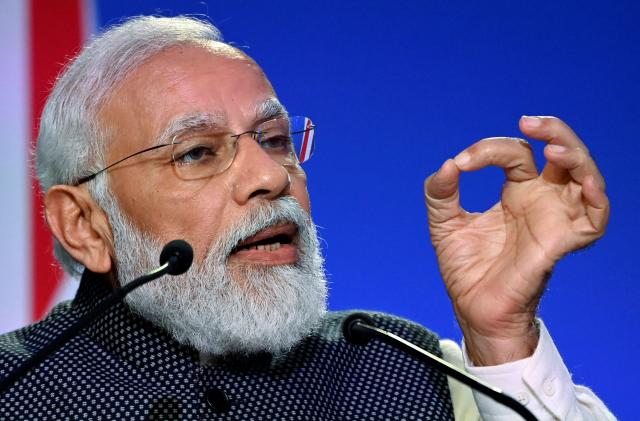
[102,195,328,356]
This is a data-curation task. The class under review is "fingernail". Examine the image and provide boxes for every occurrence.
[522,115,542,128]
[454,151,470,167]
[547,144,567,153]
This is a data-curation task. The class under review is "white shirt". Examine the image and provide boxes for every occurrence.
[440,320,616,420]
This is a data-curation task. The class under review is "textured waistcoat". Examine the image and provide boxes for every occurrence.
[0,272,454,420]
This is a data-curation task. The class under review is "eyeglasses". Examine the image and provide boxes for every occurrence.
[74,116,316,185]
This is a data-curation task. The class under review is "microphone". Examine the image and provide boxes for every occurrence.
[342,313,538,421]
[0,240,194,396]
[160,239,194,275]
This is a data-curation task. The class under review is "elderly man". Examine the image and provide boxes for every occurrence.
[0,16,614,420]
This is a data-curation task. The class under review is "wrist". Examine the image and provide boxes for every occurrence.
[462,319,540,366]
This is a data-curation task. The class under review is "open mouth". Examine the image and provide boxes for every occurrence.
[230,223,299,264]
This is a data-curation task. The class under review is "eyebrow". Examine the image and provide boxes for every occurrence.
[255,97,288,122]
[154,112,227,146]
[154,97,289,146]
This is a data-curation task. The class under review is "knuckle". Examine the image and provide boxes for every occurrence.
[477,143,498,161]
[465,142,483,159]
[470,137,532,163]
[572,147,590,167]
[510,137,533,153]
[540,116,565,138]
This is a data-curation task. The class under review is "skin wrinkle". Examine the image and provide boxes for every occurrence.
[430,217,466,244]
[492,139,537,181]
[567,184,586,220]
[425,192,463,230]
[521,205,558,265]
[513,247,551,305]
[154,98,287,148]
[510,157,538,180]
[446,196,546,336]
[155,113,227,147]
[559,181,580,211]
[508,221,549,295]
[571,149,589,174]
[440,239,495,299]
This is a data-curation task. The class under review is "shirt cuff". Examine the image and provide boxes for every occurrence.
[462,320,575,420]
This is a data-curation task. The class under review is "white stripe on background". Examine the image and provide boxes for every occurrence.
[0,0,29,334]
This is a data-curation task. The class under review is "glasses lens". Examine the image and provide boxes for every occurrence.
[289,116,315,164]
[171,133,235,180]
[255,117,298,165]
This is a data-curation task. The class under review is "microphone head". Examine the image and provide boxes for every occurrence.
[342,312,376,346]
[159,240,194,275]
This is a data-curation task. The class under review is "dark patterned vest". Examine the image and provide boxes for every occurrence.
[0,272,454,420]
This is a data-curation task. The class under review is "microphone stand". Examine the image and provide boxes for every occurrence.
[0,239,193,397]
[344,314,538,421]
[0,264,170,396]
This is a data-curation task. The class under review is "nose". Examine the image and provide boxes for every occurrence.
[230,136,291,205]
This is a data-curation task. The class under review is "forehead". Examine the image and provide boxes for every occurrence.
[99,42,277,150]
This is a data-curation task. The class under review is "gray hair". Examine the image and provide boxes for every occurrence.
[35,16,223,277]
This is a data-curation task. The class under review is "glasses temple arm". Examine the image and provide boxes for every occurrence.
[74,143,172,185]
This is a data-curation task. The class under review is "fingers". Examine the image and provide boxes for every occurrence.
[523,116,610,232]
[427,138,538,225]
[543,143,606,190]
[424,159,463,223]
[581,175,610,232]
[453,137,539,182]
[519,116,605,189]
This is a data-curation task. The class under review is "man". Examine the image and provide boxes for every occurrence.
[0,16,614,420]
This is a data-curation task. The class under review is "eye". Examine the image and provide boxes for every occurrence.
[260,135,293,151]
[180,146,209,162]
[173,139,220,165]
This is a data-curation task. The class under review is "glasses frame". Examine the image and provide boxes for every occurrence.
[73,117,316,186]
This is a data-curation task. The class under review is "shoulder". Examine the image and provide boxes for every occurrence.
[0,301,75,377]
[315,310,443,355]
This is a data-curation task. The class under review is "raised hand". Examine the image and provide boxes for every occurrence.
[424,116,609,366]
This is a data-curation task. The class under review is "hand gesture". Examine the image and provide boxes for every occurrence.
[424,116,609,365]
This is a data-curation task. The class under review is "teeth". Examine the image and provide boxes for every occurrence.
[239,242,283,252]
[251,242,282,251]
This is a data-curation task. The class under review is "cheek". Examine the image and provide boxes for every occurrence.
[108,174,152,222]
[163,185,232,260]
[114,176,230,261]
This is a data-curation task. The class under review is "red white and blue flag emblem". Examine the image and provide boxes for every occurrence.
[292,116,315,164]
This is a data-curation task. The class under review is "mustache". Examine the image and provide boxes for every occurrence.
[212,196,309,260]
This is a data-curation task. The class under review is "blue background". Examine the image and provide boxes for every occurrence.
[95,1,638,418]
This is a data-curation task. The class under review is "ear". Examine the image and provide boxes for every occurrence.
[44,185,113,273]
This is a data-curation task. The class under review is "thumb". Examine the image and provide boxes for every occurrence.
[424,159,463,224]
